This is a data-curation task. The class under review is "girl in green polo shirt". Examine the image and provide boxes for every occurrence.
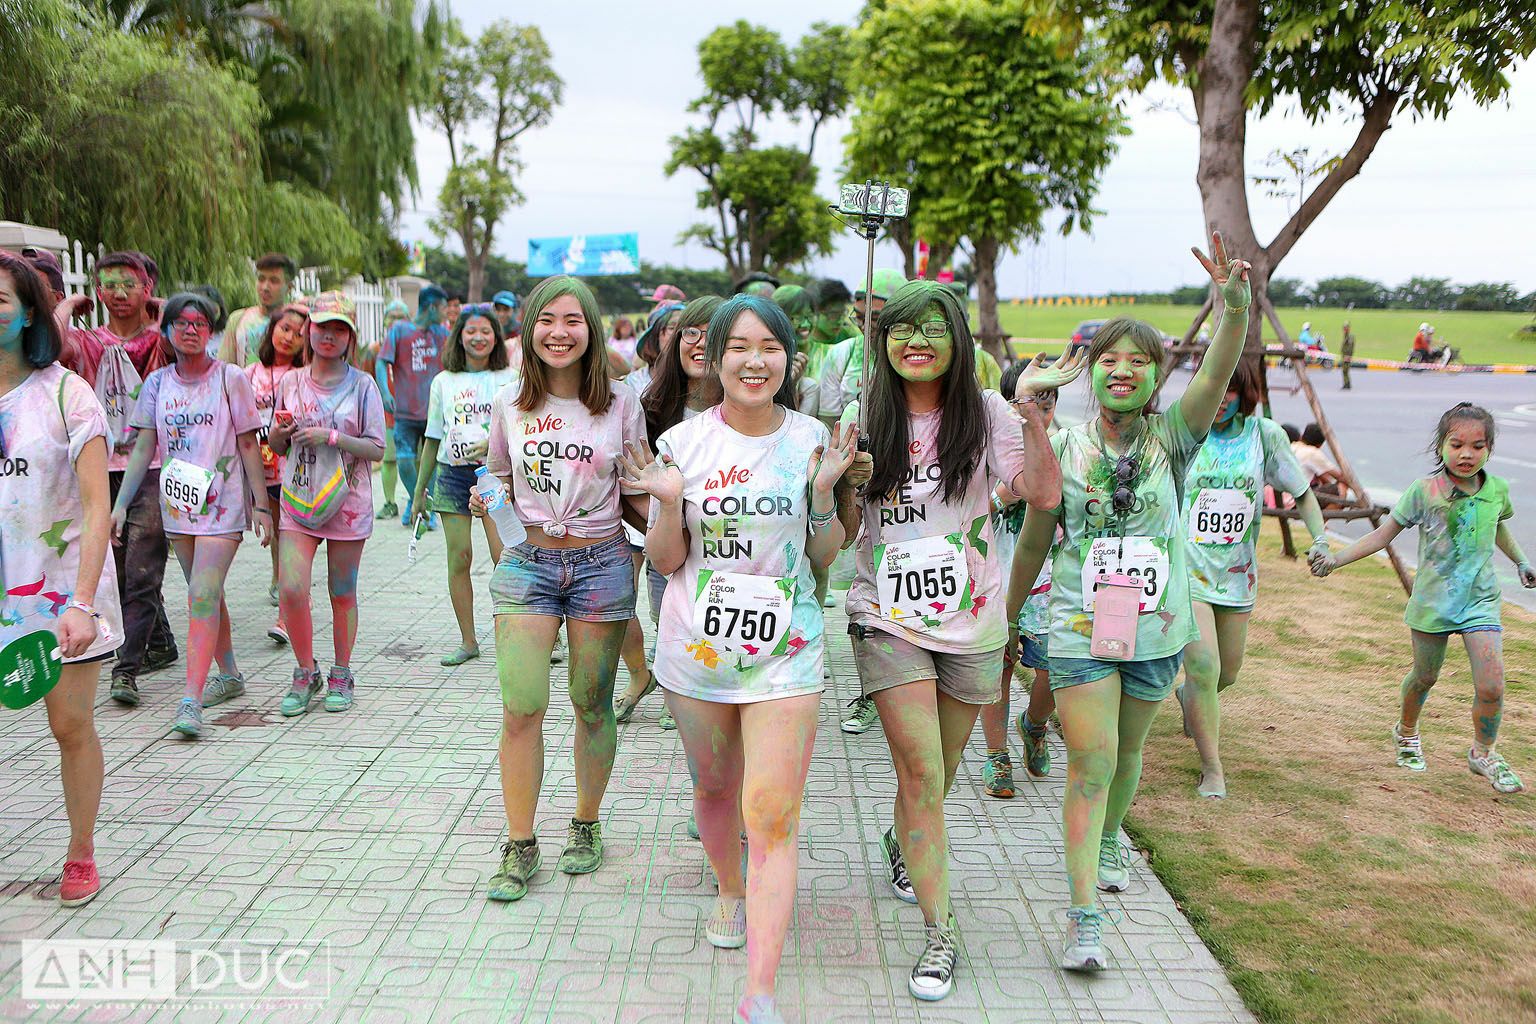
[1311,403,1535,794]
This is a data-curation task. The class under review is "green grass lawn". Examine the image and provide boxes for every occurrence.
[988,302,1536,365]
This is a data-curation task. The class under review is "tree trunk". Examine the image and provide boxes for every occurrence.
[458,222,485,303]
[972,235,1005,363]
[921,240,954,281]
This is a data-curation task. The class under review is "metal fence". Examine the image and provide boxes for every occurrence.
[59,239,107,329]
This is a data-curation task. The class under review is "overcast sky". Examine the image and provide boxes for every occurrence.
[400,1,1536,296]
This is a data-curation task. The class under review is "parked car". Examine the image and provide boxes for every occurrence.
[1068,319,1106,358]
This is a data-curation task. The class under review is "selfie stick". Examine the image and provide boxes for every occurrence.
[830,179,908,434]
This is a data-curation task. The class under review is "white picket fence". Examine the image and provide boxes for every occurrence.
[56,240,399,346]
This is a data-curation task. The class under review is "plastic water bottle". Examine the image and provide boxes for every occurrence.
[474,467,526,546]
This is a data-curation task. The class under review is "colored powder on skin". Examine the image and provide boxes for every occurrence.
[1091,361,1156,412]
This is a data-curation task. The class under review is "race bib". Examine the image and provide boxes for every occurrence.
[445,421,489,464]
[878,534,964,623]
[1081,536,1168,613]
[161,458,216,515]
[1189,488,1254,545]
[692,570,791,656]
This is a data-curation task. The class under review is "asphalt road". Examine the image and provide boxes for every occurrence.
[1057,364,1536,613]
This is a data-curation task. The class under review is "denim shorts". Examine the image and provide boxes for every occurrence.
[394,418,427,460]
[1020,634,1049,671]
[851,626,1003,705]
[489,533,636,622]
[1049,652,1184,703]
[429,462,479,515]
[1421,624,1501,636]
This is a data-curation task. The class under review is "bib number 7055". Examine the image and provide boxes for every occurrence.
[877,534,965,624]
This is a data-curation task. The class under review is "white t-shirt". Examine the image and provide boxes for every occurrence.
[426,368,519,466]
[846,391,1028,654]
[486,380,646,539]
[652,406,829,703]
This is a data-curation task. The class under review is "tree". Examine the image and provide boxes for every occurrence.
[427,19,562,301]
[665,21,847,278]
[1058,0,1536,346]
[1266,277,1308,305]
[1311,276,1386,308]
[1391,276,1456,310]
[846,0,1123,356]
[1454,281,1522,312]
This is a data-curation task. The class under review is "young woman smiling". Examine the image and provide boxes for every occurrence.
[411,304,518,666]
[620,294,859,1024]
[114,292,270,738]
[1006,232,1251,972]
[482,276,647,903]
[848,280,1067,1001]
[245,301,308,642]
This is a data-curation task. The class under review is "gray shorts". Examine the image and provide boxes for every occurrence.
[850,625,1003,705]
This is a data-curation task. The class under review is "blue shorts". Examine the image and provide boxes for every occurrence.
[1418,624,1501,637]
[394,418,427,460]
[1020,634,1049,671]
[489,533,636,623]
[1049,652,1184,703]
[429,462,479,515]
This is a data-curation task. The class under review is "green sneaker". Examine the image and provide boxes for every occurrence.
[1017,715,1052,779]
[659,708,677,730]
[840,696,879,734]
[487,839,540,902]
[171,697,203,738]
[324,666,355,712]
[982,751,1016,799]
[201,672,246,708]
[1394,723,1426,772]
[1096,834,1131,893]
[280,666,324,717]
[557,820,603,874]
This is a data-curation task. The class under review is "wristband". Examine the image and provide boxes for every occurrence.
[1224,302,1250,314]
[65,601,99,620]
[328,429,339,447]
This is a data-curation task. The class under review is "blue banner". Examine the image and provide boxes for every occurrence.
[527,233,640,277]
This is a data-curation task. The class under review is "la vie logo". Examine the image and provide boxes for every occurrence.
[704,465,751,491]
[523,414,565,435]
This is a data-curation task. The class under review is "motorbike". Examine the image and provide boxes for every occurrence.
[1406,344,1460,367]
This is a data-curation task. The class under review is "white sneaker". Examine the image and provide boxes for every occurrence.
[1394,723,1426,772]
[1096,834,1131,893]
[1468,747,1524,793]
[1061,907,1107,971]
[550,630,566,664]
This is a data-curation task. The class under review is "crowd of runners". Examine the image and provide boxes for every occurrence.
[2,231,1531,1024]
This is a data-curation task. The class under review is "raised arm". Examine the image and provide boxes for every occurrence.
[1180,231,1252,436]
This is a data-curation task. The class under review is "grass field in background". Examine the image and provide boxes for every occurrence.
[1126,530,1536,1024]
[988,302,1536,365]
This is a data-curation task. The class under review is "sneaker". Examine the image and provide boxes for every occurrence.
[324,666,355,713]
[280,666,324,717]
[1016,715,1052,779]
[556,820,603,874]
[550,631,566,664]
[440,644,480,667]
[982,751,1016,799]
[201,672,246,708]
[400,498,413,526]
[659,709,676,730]
[487,839,540,902]
[59,859,100,907]
[377,501,399,521]
[1468,747,1524,793]
[142,644,179,673]
[1097,834,1131,893]
[268,581,279,607]
[110,673,140,707]
[881,827,917,903]
[705,896,747,949]
[1394,723,1426,772]
[1061,906,1107,971]
[908,916,959,1001]
[734,995,785,1024]
[687,813,699,840]
[268,620,289,646]
[840,696,879,734]
[171,697,203,738]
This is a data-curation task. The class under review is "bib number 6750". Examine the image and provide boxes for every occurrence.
[702,605,778,643]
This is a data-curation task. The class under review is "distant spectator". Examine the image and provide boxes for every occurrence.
[1292,423,1353,508]
[19,246,65,302]
[1281,422,1301,443]
[1297,321,1315,348]
[445,293,464,327]
[492,291,521,341]
[734,271,779,298]
[606,316,638,377]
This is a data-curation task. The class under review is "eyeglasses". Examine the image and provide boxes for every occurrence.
[679,327,705,343]
[170,317,210,333]
[888,320,951,341]
[1111,453,1140,517]
[97,279,142,296]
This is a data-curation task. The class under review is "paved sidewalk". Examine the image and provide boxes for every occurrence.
[0,501,1253,1023]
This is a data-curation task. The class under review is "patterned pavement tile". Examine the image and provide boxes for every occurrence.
[0,499,1253,1023]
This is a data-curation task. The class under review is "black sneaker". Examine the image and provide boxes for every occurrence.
[908,916,959,1001]
[881,827,917,903]
[109,674,140,707]
[556,820,603,874]
[142,645,179,673]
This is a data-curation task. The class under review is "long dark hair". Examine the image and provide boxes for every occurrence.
[865,280,987,506]
[642,295,723,445]
[443,306,510,373]
[516,276,613,416]
[704,294,799,412]
[0,250,62,368]
[256,303,310,369]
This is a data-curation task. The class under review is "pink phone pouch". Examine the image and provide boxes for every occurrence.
[1090,572,1140,661]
